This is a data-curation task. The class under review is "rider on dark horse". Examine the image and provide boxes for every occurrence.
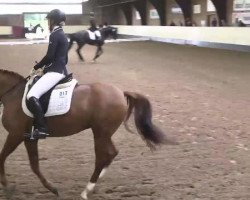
[88,19,101,41]
[27,9,69,139]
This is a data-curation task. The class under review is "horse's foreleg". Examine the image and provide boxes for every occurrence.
[76,43,85,62]
[93,46,103,62]
[24,140,59,196]
[81,132,118,200]
[0,133,23,187]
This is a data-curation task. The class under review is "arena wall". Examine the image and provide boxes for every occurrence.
[0,15,24,26]
[42,25,250,51]
[116,25,250,51]
[0,14,87,38]
[1,24,250,51]
[0,26,12,35]
[63,25,88,33]
[0,15,86,26]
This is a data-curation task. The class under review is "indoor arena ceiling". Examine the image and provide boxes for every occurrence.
[0,0,86,3]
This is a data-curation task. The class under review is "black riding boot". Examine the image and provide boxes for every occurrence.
[27,97,49,140]
[96,36,102,42]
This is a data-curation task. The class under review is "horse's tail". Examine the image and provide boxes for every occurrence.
[123,91,177,150]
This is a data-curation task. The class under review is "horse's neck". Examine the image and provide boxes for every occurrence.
[0,74,25,104]
[102,28,113,39]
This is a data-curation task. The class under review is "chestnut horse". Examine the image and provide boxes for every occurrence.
[0,69,173,199]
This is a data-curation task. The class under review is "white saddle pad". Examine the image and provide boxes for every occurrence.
[22,78,78,117]
[95,30,101,37]
[87,30,101,40]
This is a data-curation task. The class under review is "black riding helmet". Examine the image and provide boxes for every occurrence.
[46,9,66,25]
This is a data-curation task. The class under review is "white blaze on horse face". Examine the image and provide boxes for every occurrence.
[99,168,107,179]
[81,182,96,200]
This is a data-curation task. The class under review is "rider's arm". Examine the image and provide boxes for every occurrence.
[34,34,58,70]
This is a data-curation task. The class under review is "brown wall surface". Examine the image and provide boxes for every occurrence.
[0,14,86,26]
[67,15,86,25]
[101,6,120,25]
[0,15,24,26]
[117,8,127,25]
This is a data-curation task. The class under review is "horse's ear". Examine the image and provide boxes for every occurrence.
[124,91,138,99]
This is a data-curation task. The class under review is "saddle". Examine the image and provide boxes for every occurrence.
[22,73,78,117]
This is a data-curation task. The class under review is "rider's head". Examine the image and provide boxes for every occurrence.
[46,9,66,32]
[90,19,96,27]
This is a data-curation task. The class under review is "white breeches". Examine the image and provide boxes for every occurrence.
[27,72,65,100]
[94,30,101,37]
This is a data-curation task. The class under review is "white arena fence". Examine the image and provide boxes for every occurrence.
[1,25,250,51]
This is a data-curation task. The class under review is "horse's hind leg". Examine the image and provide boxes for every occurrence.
[24,140,59,196]
[76,43,85,61]
[81,129,118,200]
[0,133,23,187]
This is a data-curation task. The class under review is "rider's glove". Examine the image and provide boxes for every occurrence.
[30,68,37,76]
[34,63,40,70]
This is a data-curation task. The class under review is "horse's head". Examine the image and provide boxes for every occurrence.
[31,24,44,33]
[100,26,118,40]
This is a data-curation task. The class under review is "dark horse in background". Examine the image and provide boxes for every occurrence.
[67,26,118,62]
[23,24,44,34]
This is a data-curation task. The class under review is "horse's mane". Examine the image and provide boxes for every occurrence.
[0,69,25,82]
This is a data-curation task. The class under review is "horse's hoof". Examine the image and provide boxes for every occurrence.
[52,187,59,196]
[80,191,88,200]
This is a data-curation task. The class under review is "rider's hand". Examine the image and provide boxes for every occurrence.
[30,68,36,76]
[34,63,39,70]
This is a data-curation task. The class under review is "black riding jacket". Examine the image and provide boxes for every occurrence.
[89,26,98,32]
[34,26,68,75]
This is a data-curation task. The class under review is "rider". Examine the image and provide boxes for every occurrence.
[88,19,101,41]
[26,9,69,139]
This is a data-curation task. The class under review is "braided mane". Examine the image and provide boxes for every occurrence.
[0,69,25,81]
